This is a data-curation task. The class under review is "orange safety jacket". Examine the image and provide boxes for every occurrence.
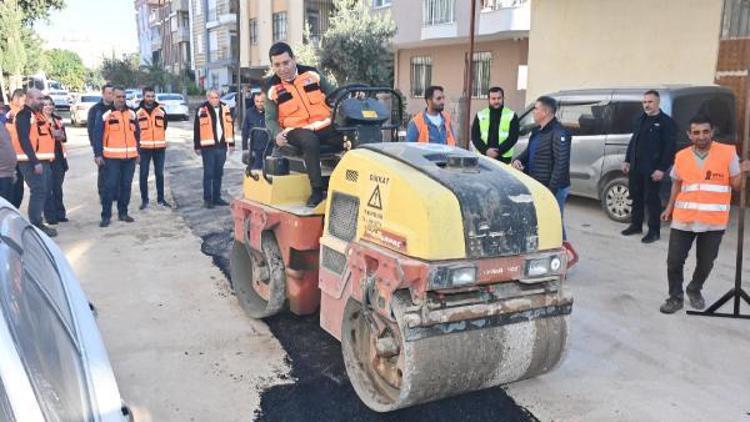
[268,66,332,131]
[136,104,167,149]
[50,114,67,159]
[5,106,20,159]
[197,104,234,147]
[102,109,139,159]
[413,111,456,146]
[13,110,56,162]
[673,142,735,227]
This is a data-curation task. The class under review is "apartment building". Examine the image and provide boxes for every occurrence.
[389,0,530,125]
[190,0,239,90]
[239,0,334,84]
[134,0,192,75]
[135,0,161,66]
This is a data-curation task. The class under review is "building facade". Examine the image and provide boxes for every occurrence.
[135,0,161,67]
[390,0,530,132]
[189,0,238,90]
[134,0,193,78]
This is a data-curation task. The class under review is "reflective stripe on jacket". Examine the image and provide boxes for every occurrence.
[14,111,56,162]
[198,104,234,147]
[103,109,139,159]
[413,111,456,145]
[477,106,515,158]
[267,69,331,130]
[136,105,167,149]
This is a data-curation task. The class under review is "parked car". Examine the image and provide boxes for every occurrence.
[70,93,102,127]
[126,92,143,109]
[156,93,190,120]
[0,198,131,421]
[514,85,736,222]
[49,84,72,111]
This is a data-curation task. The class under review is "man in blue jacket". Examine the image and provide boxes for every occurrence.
[621,90,677,243]
[241,92,268,170]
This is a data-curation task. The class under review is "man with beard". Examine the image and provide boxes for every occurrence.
[406,85,457,145]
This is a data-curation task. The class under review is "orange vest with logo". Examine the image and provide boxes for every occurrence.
[268,68,331,130]
[413,111,456,146]
[103,109,139,159]
[136,105,167,149]
[13,110,56,162]
[198,104,234,147]
[50,115,67,159]
[673,142,735,226]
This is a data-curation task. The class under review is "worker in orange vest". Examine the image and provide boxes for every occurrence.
[93,87,141,227]
[659,114,750,314]
[41,95,69,225]
[265,42,341,208]
[5,89,26,208]
[14,88,57,237]
[406,85,457,145]
[193,88,235,208]
[136,86,171,209]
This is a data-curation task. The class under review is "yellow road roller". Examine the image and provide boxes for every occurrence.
[230,85,572,412]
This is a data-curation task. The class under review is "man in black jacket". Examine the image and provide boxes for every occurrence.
[621,90,677,243]
[88,83,115,204]
[512,96,571,237]
[241,92,268,170]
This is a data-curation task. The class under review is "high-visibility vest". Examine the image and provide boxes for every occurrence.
[197,104,234,147]
[50,115,67,159]
[672,142,736,227]
[267,67,331,131]
[5,106,20,159]
[136,105,167,149]
[102,109,139,159]
[477,106,515,158]
[413,111,456,146]
[13,110,56,162]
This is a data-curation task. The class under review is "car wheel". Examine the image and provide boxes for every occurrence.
[601,177,632,223]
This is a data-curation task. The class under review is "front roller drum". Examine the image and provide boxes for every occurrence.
[230,232,287,319]
[341,293,568,412]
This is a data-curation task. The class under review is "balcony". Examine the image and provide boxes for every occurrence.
[478,0,530,37]
[206,13,237,29]
[150,33,163,50]
[171,0,189,12]
[173,26,190,43]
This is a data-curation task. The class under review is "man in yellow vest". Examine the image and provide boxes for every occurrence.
[659,114,750,314]
[471,86,518,164]
[193,88,235,209]
[93,87,141,227]
[136,86,171,209]
[14,88,57,237]
[406,85,457,145]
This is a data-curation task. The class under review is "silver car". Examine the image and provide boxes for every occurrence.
[0,198,131,421]
[70,94,103,127]
[515,85,736,222]
[156,93,190,121]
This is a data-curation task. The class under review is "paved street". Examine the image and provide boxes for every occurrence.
[42,121,750,421]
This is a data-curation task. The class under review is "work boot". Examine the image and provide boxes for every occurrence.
[306,188,325,208]
[213,198,230,206]
[158,200,173,208]
[139,202,149,210]
[641,231,660,244]
[621,225,642,236]
[204,201,214,209]
[99,218,110,228]
[35,223,57,238]
[686,289,706,310]
[58,217,69,223]
[659,297,684,314]
[118,215,135,223]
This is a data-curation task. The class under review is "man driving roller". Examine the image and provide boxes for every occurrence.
[265,42,341,208]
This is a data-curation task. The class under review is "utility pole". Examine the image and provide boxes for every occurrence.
[235,0,244,129]
[461,0,478,149]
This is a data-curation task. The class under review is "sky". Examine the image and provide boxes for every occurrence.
[35,0,139,69]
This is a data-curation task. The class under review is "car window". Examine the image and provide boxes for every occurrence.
[81,96,101,103]
[604,101,642,135]
[518,108,537,137]
[559,102,607,136]
[157,94,184,101]
[0,228,92,421]
[672,92,736,146]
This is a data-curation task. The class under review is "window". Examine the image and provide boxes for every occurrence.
[306,9,321,41]
[194,0,202,16]
[604,101,642,135]
[672,92,737,146]
[423,0,455,26]
[482,0,528,11]
[249,18,257,45]
[721,0,750,38]
[559,102,607,136]
[471,52,492,98]
[230,31,238,60]
[208,30,219,61]
[196,33,204,54]
[170,15,178,32]
[273,12,288,41]
[518,108,536,137]
[373,0,392,7]
[207,0,217,21]
[410,56,432,97]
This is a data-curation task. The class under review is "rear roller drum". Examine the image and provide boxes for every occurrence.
[341,292,568,412]
[230,232,287,319]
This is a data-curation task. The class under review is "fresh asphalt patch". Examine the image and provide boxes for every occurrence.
[165,144,539,422]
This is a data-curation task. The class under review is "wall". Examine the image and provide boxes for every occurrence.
[527,0,724,101]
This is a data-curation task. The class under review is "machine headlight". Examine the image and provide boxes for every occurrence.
[430,265,477,289]
[524,254,565,279]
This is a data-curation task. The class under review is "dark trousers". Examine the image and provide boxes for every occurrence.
[201,145,227,203]
[0,177,13,203]
[102,158,136,220]
[286,127,342,189]
[11,165,23,208]
[629,172,662,233]
[45,158,67,222]
[139,148,166,203]
[18,161,52,226]
[98,165,119,205]
[667,229,725,300]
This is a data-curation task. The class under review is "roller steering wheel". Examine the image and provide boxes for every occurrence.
[325,83,370,108]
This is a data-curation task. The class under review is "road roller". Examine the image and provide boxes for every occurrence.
[230,85,572,412]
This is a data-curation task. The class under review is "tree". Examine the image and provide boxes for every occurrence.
[43,49,87,90]
[0,0,28,90]
[18,0,64,24]
[99,54,140,88]
[22,27,46,74]
[318,0,396,86]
